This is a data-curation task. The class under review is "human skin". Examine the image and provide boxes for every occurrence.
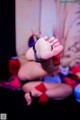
[18,36,73,106]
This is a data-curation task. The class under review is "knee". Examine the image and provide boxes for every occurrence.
[64,84,73,97]
[17,69,26,81]
[54,85,73,100]
[22,84,28,92]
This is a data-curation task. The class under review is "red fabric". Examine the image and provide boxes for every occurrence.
[52,55,60,66]
[35,82,48,102]
[71,65,80,74]
[5,76,21,88]
[35,82,47,92]
[0,76,21,90]
[8,76,21,88]
[39,92,49,103]
[9,58,20,75]
[63,76,78,88]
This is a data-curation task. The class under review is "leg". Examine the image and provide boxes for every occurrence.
[18,36,63,80]
[18,60,55,80]
[22,81,73,105]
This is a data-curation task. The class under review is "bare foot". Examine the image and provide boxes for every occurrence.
[26,36,63,61]
[24,92,32,106]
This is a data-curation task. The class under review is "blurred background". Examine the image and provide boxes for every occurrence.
[15,0,80,67]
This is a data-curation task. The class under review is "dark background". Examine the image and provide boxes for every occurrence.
[0,0,16,80]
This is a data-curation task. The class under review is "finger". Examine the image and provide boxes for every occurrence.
[48,37,55,43]
[49,39,59,46]
[51,42,60,47]
[44,36,49,41]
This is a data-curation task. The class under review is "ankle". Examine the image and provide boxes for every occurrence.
[31,90,42,97]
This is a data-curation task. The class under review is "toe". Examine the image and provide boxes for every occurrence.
[24,93,32,106]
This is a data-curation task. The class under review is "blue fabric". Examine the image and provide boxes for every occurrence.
[43,75,62,83]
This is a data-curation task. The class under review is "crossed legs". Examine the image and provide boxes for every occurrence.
[18,36,63,80]
[18,36,73,105]
[22,81,73,105]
